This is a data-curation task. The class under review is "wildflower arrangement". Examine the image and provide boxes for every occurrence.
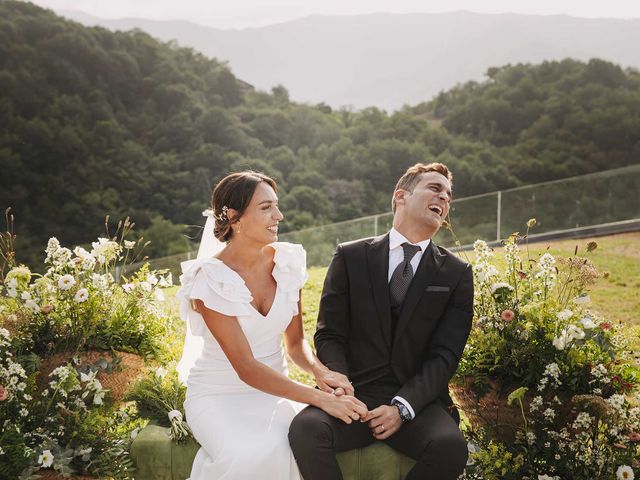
[125,364,192,443]
[457,221,639,479]
[0,329,144,479]
[0,216,175,479]
[3,227,174,359]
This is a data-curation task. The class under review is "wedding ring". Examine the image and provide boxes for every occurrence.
[379,425,385,432]
[351,413,359,420]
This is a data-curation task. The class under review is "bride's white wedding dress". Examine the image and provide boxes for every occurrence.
[178,242,307,480]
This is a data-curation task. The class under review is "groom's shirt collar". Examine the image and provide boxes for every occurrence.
[387,228,430,284]
[388,228,431,253]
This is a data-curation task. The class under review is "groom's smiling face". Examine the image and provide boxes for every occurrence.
[397,172,452,232]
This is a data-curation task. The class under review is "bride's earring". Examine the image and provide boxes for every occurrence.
[237,223,242,234]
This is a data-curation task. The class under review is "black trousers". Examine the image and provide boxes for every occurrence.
[289,402,468,480]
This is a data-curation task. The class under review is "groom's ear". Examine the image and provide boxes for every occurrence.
[394,189,407,207]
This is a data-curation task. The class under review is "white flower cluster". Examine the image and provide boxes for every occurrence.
[556,309,573,321]
[73,246,96,270]
[580,316,596,329]
[91,237,122,265]
[79,370,107,405]
[51,365,73,383]
[530,395,544,412]
[472,241,500,285]
[45,237,72,266]
[572,411,593,430]
[607,394,626,412]
[552,310,584,350]
[504,240,521,277]
[0,329,30,409]
[535,252,557,288]
[5,277,18,298]
[538,363,562,391]
[543,407,556,421]
[590,363,608,381]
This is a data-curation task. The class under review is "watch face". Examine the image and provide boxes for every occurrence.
[393,401,410,421]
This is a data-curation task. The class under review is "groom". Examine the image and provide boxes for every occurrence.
[289,163,474,479]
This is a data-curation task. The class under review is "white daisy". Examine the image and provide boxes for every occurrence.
[58,274,76,290]
[74,288,89,303]
[617,465,634,480]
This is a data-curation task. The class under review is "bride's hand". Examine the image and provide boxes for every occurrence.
[314,367,354,396]
[319,393,368,424]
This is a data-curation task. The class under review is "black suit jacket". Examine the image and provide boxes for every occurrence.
[314,233,474,416]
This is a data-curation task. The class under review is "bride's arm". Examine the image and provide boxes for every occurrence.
[195,299,366,423]
[283,296,354,396]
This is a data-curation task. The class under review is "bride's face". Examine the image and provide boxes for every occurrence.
[235,182,283,244]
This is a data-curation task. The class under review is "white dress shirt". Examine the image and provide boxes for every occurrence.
[388,228,431,420]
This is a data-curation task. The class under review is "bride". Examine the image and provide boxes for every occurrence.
[177,171,367,480]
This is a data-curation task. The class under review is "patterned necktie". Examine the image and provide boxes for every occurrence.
[389,242,421,307]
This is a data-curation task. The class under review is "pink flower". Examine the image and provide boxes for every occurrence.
[501,309,515,321]
[41,304,54,314]
[0,385,8,401]
[628,432,640,442]
[600,322,612,331]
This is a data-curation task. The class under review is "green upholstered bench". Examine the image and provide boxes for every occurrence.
[337,442,415,480]
[130,423,200,480]
[130,423,415,480]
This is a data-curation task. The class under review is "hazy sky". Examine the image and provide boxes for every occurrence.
[30,0,640,29]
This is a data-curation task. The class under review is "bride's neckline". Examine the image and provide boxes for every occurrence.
[209,255,278,318]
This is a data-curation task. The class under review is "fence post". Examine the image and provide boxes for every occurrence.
[496,191,502,241]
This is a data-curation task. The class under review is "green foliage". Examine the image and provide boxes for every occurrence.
[125,365,192,442]
[466,441,524,480]
[423,58,640,182]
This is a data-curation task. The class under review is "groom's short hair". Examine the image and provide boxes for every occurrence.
[392,162,453,213]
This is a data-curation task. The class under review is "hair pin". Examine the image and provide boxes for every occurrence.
[214,205,229,222]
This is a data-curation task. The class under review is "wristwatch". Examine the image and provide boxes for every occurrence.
[391,399,412,422]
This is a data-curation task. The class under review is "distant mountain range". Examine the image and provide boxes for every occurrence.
[58,10,640,110]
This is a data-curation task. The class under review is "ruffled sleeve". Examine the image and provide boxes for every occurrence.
[271,242,308,315]
[177,258,253,336]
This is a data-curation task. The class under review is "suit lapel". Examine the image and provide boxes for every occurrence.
[393,241,446,345]
[365,234,393,348]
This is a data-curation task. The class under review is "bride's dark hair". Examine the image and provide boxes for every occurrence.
[212,171,277,242]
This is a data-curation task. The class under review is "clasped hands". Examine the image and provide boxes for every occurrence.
[315,369,402,439]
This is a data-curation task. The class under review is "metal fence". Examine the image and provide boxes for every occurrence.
[134,164,640,275]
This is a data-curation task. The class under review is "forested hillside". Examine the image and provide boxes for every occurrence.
[1,1,639,266]
[421,60,640,182]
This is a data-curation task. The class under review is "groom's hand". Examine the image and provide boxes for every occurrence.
[315,368,354,396]
[362,405,402,440]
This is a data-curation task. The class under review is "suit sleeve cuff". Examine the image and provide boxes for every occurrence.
[392,395,415,420]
